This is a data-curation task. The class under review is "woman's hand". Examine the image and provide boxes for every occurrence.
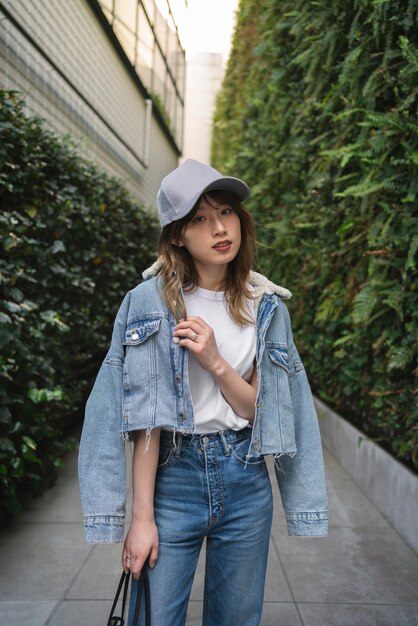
[122,518,159,580]
[173,316,258,420]
[173,316,226,374]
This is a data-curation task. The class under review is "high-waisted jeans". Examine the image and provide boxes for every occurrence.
[128,427,273,626]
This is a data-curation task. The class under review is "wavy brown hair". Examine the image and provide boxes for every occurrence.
[157,190,257,325]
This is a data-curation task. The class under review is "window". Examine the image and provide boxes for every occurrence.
[98,0,185,146]
[136,5,154,89]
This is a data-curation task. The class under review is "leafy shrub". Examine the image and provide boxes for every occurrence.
[0,90,159,519]
[213,0,418,470]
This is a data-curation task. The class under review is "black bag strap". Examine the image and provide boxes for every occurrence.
[132,567,151,626]
[107,569,150,626]
[107,570,130,626]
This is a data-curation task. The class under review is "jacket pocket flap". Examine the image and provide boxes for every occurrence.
[267,343,289,371]
[124,319,161,345]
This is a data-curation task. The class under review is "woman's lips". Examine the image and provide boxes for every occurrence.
[213,240,232,251]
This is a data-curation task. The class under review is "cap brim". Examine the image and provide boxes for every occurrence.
[165,175,250,226]
[202,176,250,201]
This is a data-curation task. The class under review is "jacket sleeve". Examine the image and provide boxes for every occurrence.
[78,291,131,543]
[275,302,329,536]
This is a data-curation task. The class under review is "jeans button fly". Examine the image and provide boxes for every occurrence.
[202,436,209,444]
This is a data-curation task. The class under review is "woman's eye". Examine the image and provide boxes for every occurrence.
[222,208,233,215]
[192,215,206,223]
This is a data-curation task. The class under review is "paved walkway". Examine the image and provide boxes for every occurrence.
[0,443,418,626]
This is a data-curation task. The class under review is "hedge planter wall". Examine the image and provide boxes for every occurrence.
[0,90,159,520]
[213,0,418,470]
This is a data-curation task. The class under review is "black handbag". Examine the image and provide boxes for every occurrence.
[107,569,151,626]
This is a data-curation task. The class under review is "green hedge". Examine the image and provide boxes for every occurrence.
[0,90,159,519]
[213,0,418,470]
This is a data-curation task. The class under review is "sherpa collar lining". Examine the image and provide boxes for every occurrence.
[142,259,291,300]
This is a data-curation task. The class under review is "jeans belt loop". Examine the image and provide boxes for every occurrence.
[219,431,231,456]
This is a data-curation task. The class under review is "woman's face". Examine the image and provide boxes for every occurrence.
[176,195,241,273]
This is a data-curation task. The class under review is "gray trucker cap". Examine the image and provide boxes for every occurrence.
[156,159,250,227]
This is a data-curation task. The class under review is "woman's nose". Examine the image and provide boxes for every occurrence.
[212,217,226,235]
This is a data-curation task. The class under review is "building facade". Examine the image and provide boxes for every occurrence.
[0,0,186,207]
[182,51,224,165]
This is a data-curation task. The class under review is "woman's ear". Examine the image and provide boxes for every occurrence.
[172,239,184,247]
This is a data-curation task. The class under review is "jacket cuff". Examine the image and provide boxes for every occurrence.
[286,511,328,537]
[83,516,125,543]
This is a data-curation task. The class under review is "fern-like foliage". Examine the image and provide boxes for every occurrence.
[213,0,418,470]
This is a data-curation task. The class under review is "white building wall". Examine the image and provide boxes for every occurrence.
[182,52,224,165]
[0,0,180,209]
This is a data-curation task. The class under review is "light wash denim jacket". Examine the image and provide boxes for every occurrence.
[78,267,328,543]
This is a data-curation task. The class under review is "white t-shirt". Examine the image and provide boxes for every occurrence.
[183,286,256,434]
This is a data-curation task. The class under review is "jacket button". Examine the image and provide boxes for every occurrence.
[173,337,180,344]
[131,332,139,340]
[178,411,185,421]
[175,374,181,384]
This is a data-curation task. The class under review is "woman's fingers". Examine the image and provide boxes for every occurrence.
[178,315,207,326]
[122,522,159,578]
[130,555,144,580]
[149,542,159,568]
[174,320,204,336]
[122,546,131,573]
[127,552,148,580]
[122,547,159,578]
[173,319,223,373]
[173,318,214,344]
[175,316,211,333]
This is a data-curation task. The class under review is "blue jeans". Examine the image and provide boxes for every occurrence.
[128,427,273,626]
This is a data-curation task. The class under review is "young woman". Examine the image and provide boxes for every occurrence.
[79,159,328,626]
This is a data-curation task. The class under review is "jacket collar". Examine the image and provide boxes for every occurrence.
[248,270,291,300]
[142,258,291,300]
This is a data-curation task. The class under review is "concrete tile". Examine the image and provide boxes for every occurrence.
[298,603,418,626]
[272,498,287,535]
[19,476,82,524]
[186,601,203,623]
[47,599,114,626]
[323,447,352,482]
[354,435,418,556]
[326,479,390,528]
[317,395,418,555]
[261,602,303,625]
[0,523,91,601]
[67,543,125,599]
[59,448,79,477]
[0,601,57,625]
[271,498,288,529]
[273,526,418,604]
[316,398,359,473]
[264,539,293,602]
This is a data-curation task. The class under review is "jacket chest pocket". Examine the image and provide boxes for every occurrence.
[266,342,294,414]
[123,318,161,389]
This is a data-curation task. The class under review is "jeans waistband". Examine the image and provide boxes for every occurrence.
[160,427,252,455]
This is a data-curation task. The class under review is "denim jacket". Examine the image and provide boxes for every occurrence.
[78,267,328,543]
